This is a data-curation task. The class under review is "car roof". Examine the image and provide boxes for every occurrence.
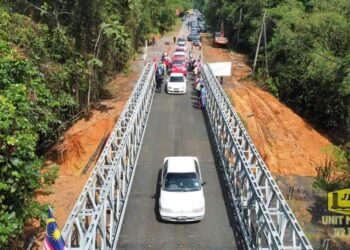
[165,156,197,173]
[169,73,184,77]
[172,55,186,62]
[174,51,185,55]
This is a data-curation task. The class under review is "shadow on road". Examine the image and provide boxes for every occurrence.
[200,109,247,250]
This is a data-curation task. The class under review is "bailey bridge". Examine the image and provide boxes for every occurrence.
[60,61,313,250]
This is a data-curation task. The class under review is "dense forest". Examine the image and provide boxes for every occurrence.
[0,0,191,248]
[195,0,349,187]
[195,0,349,143]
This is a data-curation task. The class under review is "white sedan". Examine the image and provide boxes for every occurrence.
[167,73,187,94]
[177,40,187,51]
[159,156,206,222]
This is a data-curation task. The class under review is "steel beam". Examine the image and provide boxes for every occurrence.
[61,64,155,250]
[202,64,313,250]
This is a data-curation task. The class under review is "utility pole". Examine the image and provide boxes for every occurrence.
[263,16,269,77]
[252,10,266,75]
[237,8,242,43]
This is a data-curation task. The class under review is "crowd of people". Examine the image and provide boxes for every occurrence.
[153,37,206,110]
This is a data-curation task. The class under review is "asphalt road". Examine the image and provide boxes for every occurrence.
[117,21,242,250]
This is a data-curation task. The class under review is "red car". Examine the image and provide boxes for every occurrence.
[175,46,186,52]
[170,60,187,76]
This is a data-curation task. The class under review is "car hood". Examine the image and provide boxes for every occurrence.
[168,81,186,88]
[160,190,205,211]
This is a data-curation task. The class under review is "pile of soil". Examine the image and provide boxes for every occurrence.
[202,34,331,176]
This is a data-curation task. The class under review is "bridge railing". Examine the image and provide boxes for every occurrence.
[202,64,313,250]
[61,63,155,249]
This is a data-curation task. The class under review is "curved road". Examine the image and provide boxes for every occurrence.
[118,21,242,250]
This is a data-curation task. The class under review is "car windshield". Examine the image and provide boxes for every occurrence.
[169,76,184,82]
[163,172,201,192]
[173,60,185,66]
[192,36,200,40]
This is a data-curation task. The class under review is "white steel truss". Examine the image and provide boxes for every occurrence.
[61,62,313,250]
[61,63,155,250]
[202,64,313,250]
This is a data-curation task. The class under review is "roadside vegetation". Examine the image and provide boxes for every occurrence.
[195,0,349,188]
[0,0,192,248]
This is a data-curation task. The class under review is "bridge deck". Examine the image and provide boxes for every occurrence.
[117,76,241,249]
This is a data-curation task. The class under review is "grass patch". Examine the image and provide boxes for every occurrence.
[227,93,235,106]
[237,113,248,128]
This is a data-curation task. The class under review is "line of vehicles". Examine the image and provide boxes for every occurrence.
[186,11,206,45]
[165,36,188,94]
[158,10,206,223]
[164,10,206,95]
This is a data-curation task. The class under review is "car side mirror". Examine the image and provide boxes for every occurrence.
[201,181,206,186]
[158,182,163,186]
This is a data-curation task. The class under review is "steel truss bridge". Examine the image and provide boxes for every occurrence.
[61,63,313,250]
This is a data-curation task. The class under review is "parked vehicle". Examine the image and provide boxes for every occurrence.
[159,156,206,221]
[192,37,201,46]
[187,32,199,41]
[170,59,187,76]
[177,37,186,43]
[192,34,202,46]
[175,46,186,52]
[213,22,228,46]
[166,73,187,94]
[173,51,186,58]
[177,40,187,51]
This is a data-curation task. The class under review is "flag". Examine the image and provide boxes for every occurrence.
[43,209,66,250]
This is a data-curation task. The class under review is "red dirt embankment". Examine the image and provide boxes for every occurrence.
[30,71,139,247]
[202,35,331,176]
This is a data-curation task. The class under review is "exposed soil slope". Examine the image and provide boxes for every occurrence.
[202,34,332,176]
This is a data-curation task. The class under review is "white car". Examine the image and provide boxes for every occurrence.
[167,73,187,94]
[159,156,206,222]
[177,41,187,51]
[173,51,186,58]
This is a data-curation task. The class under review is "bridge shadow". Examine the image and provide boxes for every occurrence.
[200,109,247,250]
[152,169,162,222]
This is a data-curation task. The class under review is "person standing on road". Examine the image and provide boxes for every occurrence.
[200,85,207,110]
[173,36,176,44]
[155,66,163,93]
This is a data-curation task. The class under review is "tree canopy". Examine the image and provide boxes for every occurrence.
[0,0,191,248]
[195,0,349,143]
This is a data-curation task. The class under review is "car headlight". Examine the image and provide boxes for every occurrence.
[193,207,205,212]
[160,207,173,213]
